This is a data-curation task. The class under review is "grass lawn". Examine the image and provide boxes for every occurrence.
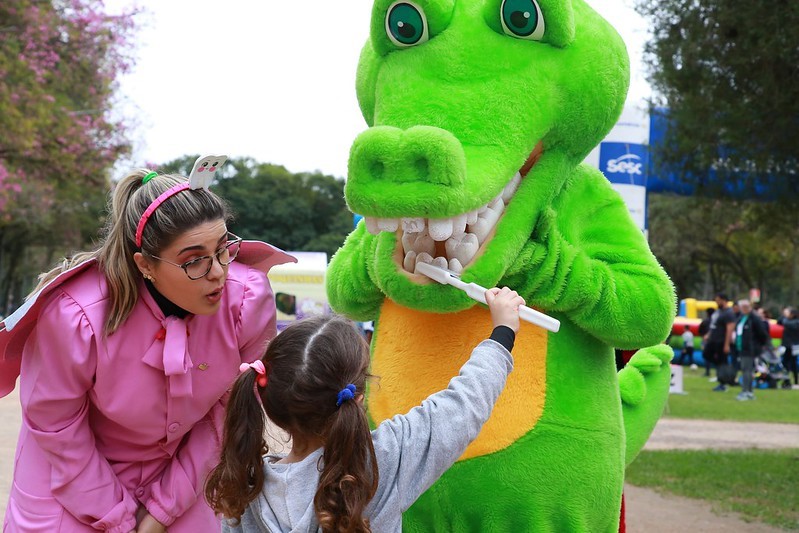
[627,449,799,531]
[666,368,799,424]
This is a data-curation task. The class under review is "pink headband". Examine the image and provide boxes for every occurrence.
[135,182,191,248]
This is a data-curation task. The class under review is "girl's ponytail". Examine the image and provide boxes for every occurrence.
[315,395,378,533]
[205,367,268,522]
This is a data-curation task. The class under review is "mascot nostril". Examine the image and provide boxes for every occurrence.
[328,0,676,530]
[348,125,467,193]
[414,157,429,178]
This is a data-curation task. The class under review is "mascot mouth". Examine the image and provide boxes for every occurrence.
[362,141,544,276]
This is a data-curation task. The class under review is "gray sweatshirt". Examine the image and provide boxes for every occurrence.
[222,338,513,533]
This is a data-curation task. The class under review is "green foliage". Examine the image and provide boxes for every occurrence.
[635,0,799,200]
[648,194,799,308]
[627,449,799,530]
[159,156,352,259]
[664,371,799,425]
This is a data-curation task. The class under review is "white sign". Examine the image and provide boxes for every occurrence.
[584,105,651,234]
[669,364,686,395]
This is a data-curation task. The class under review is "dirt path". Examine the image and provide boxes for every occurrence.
[644,417,799,450]
[1,387,796,530]
[624,484,785,532]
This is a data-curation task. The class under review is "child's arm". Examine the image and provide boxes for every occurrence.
[370,288,523,512]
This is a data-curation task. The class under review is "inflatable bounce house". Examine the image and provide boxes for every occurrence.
[327,1,676,530]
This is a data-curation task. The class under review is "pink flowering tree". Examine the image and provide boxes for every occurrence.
[0,0,138,313]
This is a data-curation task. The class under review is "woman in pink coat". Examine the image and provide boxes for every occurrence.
[0,168,293,532]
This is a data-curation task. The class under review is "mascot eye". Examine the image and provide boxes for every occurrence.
[385,1,429,47]
[501,0,545,40]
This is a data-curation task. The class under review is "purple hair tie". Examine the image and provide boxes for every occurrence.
[336,384,357,407]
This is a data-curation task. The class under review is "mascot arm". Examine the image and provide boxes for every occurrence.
[618,344,673,466]
[326,221,384,321]
[508,167,675,349]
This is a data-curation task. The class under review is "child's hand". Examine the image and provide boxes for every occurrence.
[485,287,525,333]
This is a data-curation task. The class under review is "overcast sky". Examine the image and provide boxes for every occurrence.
[106,0,651,179]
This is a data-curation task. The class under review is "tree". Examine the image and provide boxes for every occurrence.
[635,0,799,201]
[158,155,353,260]
[0,0,138,314]
[648,193,799,311]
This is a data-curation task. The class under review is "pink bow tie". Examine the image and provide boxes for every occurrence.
[142,316,194,397]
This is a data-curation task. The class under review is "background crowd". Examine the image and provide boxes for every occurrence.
[675,293,799,401]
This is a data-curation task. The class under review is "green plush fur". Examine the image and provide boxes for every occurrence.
[327,0,676,530]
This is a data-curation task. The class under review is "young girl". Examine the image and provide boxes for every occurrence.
[1,169,292,532]
[205,287,524,532]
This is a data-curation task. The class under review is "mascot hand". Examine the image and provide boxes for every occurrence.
[619,345,673,465]
[618,350,666,406]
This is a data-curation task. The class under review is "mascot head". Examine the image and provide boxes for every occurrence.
[345,0,629,312]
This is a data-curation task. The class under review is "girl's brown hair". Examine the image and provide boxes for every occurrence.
[31,170,229,333]
[205,316,378,532]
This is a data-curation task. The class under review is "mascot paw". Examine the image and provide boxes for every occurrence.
[618,365,646,406]
[620,344,674,465]
[618,346,673,407]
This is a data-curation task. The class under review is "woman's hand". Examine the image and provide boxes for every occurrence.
[136,513,167,533]
[136,505,148,524]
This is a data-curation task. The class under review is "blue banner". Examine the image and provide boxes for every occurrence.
[599,142,649,187]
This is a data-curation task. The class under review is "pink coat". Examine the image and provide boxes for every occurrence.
[1,242,293,532]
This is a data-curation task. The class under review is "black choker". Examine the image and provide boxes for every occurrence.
[144,279,190,319]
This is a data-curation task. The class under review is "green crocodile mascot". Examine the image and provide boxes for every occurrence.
[326,0,676,530]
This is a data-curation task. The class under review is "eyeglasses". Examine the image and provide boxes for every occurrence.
[147,232,243,280]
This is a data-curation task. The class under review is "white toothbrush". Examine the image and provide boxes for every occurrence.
[415,262,561,333]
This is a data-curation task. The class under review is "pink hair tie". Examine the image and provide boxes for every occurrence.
[135,182,191,248]
[239,360,268,388]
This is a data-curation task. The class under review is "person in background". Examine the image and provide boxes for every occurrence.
[734,300,768,401]
[704,293,736,391]
[778,307,799,386]
[698,308,714,376]
[676,325,695,366]
[755,306,776,361]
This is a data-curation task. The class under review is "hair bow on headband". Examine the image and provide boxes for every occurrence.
[240,361,268,387]
[336,384,357,407]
